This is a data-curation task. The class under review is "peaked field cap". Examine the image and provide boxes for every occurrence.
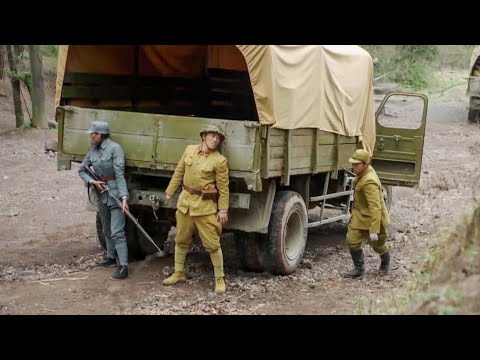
[86,121,110,134]
[348,149,371,164]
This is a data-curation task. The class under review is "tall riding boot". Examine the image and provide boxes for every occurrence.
[163,245,188,285]
[379,252,391,276]
[210,248,226,294]
[342,249,365,279]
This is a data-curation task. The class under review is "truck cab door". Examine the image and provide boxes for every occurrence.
[372,92,428,187]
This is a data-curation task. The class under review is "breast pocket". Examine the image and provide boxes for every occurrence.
[100,152,113,172]
[90,152,100,164]
[184,155,193,166]
[200,165,214,180]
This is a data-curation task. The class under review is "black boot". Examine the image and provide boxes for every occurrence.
[342,249,365,279]
[96,257,117,268]
[110,265,128,280]
[379,252,390,276]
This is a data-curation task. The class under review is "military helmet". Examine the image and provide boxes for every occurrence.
[200,124,225,142]
[86,120,110,135]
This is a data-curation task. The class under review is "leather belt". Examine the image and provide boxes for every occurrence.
[100,175,116,182]
[183,185,202,196]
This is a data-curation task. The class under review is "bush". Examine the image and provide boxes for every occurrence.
[381,46,438,91]
[362,45,480,90]
[41,45,59,58]
[437,45,478,69]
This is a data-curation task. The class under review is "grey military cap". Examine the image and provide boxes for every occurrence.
[86,121,110,134]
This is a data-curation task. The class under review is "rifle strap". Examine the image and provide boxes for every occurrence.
[87,182,96,207]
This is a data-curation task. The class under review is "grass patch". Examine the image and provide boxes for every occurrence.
[373,207,480,315]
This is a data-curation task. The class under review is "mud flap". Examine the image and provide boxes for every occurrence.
[223,180,276,234]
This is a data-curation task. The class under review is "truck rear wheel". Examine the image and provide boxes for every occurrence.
[95,211,142,261]
[134,212,170,258]
[468,97,480,123]
[234,231,268,272]
[266,191,308,275]
[95,213,106,250]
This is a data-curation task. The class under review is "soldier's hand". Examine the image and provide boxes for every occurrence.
[217,211,229,225]
[369,233,379,241]
[90,180,106,191]
[122,198,129,213]
[165,194,172,203]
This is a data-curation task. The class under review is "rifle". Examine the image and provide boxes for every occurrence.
[341,167,356,178]
[84,166,165,256]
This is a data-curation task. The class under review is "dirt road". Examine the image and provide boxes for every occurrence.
[0,81,478,314]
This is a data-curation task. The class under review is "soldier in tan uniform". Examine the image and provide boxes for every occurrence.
[163,125,229,293]
[343,149,391,279]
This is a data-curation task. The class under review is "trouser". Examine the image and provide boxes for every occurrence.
[347,222,389,254]
[97,201,128,266]
[174,210,224,278]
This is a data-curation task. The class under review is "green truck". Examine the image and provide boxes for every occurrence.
[55,45,428,275]
[467,46,480,123]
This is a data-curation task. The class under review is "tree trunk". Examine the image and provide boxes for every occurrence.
[0,45,6,79]
[5,45,24,128]
[14,45,24,60]
[28,45,47,128]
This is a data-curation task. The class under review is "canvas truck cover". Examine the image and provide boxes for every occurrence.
[56,45,376,153]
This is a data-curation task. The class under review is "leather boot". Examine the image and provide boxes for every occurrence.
[379,252,391,276]
[96,257,117,268]
[110,265,128,280]
[342,249,365,279]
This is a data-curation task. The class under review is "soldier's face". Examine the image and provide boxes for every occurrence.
[90,132,101,145]
[352,162,368,175]
[204,133,221,150]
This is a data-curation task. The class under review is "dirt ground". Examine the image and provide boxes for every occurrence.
[0,74,478,315]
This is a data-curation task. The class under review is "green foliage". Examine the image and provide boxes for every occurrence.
[362,45,478,90]
[437,45,478,69]
[397,45,438,63]
[5,68,31,88]
[41,45,59,58]
[381,46,438,91]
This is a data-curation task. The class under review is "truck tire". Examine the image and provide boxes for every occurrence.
[266,191,308,275]
[234,231,268,272]
[381,185,393,212]
[133,212,170,258]
[95,211,142,261]
[96,212,106,251]
[468,108,479,123]
[468,97,480,123]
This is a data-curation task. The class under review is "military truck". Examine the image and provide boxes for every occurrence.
[55,45,428,275]
[467,46,480,123]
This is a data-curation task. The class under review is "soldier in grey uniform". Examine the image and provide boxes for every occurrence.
[78,121,129,280]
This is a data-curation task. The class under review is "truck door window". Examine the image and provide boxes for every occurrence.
[377,94,424,130]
